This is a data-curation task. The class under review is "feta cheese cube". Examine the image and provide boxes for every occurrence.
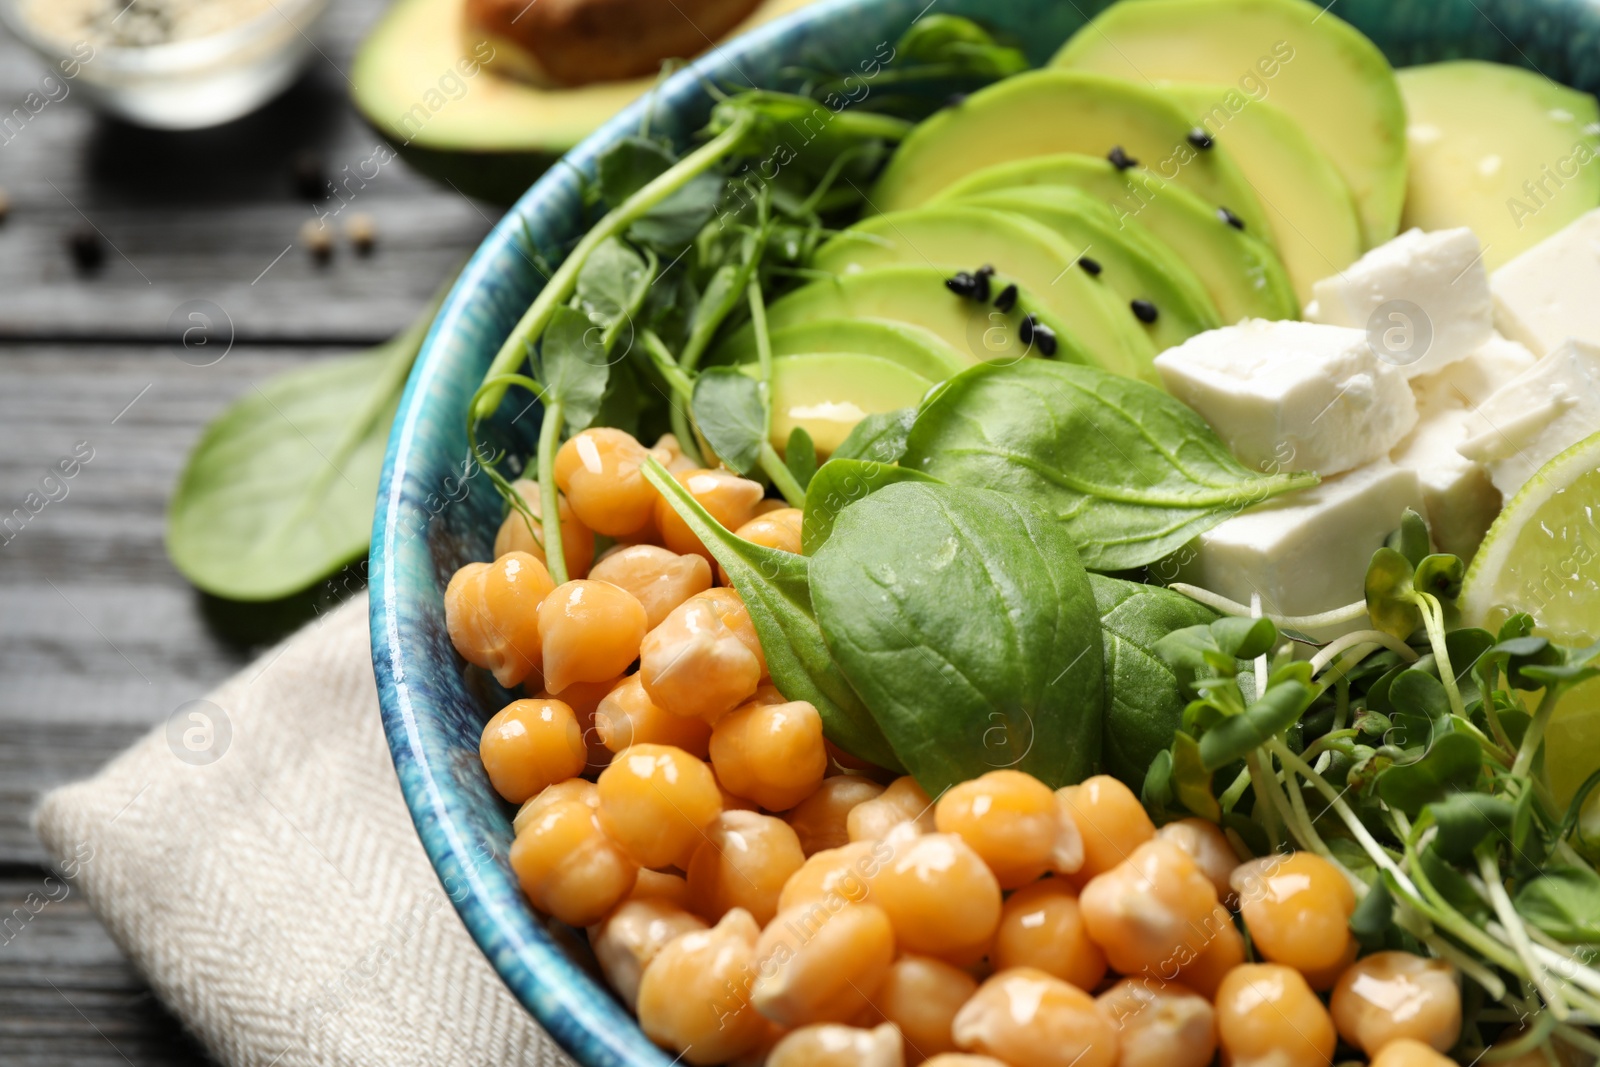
[1154,319,1418,477]
[1176,462,1426,619]
[1390,407,1500,561]
[1411,332,1537,415]
[1490,207,1600,356]
[1459,338,1600,497]
[1309,227,1492,378]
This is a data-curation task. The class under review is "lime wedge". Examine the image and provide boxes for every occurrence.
[1461,429,1600,805]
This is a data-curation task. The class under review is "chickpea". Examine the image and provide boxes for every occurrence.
[445,553,554,687]
[992,879,1107,991]
[554,427,663,537]
[936,770,1083,888]
[1302,937,1358,993]
[1330,951,1461,1055]
[589,544,713,628]
[848,776,937,842]
[767,1023,905,1067]
[494,479,596,577]
[510,797,637,926]
[1078,838,1220,976]
[1157,818,1240,904]
[1233,852,1357,974]
[922,1058,1010,1067]
[1096,979,1216,1067]
[953,967,1119,1067]
[637,908,768,1065]
[869,954,978,1063]
[711,698,829,811]
[536,580,648,696]
[513,778,596,836]
[788,776,887,855]
[720,782,761,812]
[536,674,619,774]
[779,840,881,912]
[1057,775,1156,886]
[1215,964,1337,1067]
[869,826,1002,965]
[752,902,895,1026]
[597,744,722,869]
[628,868,692,910]
[479,698,588,804]
[1175,905,1246,998]
[721,508,804,584]
[594,674,713,759]
[654,468,765,560]
[589,897,706,1010]
[686,809,806,925]
[640,588,766,722]
[1371,1038,1457,1067]
[652,433,698,474]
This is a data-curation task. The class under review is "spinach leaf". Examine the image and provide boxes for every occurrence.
[800,458,939,555]
[539,305,610,434]
[830,407,916,464]
[900,362,1318,571]
[641,458,901,770]
[691,367,766,475]
[809,482,1103,793]
[1090,575,1218,788]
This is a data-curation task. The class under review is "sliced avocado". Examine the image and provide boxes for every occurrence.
[869,70,1272,241]
[933,153,1298,322]
[1051,0,1406,249]
[956,187,1221,350]
[1399,62,1600,271]
[718,318,971,381]
[350,0,810,202]
[748,354,933,455]
[811,205,1158,381]
[1163,84,1363,303]
[715,266,1079,368]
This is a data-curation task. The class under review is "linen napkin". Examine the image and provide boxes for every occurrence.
[33,592,576,1067]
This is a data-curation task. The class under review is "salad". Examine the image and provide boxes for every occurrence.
[442,2,1600,1066]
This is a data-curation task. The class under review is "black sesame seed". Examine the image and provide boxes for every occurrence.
[1107,145,1139,171]
[945,271,979,298]
[994,283,1019,313]
[1078,255,1103,277]
[67,224,103,272]
[945,92,968,109]
[972,270,991,302]
[1187,127,1214,150]
[1033,323,1058,357]
[1218,206,1245,230]
[976,264,995,278]
[1131,298,1159,324]
[1019,313,1038,346]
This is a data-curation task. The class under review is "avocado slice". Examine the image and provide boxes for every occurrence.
[932,153,1297,322]
[869,70,1271,242]
[749,354,934,455]
[811,205,1158,381]
[1163,84,1363,303]
[1051,0,1405,249]
[350,0,811,202]
[956,187,1221,350]
[716,266,1080,369]
[718,318,971,381]
[1399,62,1600,271]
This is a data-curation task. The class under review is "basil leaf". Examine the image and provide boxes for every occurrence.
[1515,865,1600,944]
[800,458,940,555]
[809,482,1103,793]
[785,427,818,490]
[901,362,1318,571]
[641,459,901,770]
[691,367,765,475]
[830,407,916,464]
[1375,731,1483,816]
[539,305,610,434]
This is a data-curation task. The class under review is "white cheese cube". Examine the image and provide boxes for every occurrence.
[1309,227,1492,378]
[1411,332,1537,415]
[1490,207,1600,356]
[1154,319,1418,477]
[1459,338,1600,497]
[1389,407,1500,561]
[1177,462,1426,619]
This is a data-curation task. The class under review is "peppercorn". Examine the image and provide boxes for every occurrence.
[972,265,994,302]
[1187,127,1215,150]
[1218,207,1245,230]
[1107,145,1138,170]
[994,283,1018,313]
[1032,323,1058,357]
[1079,255,1103,277]
[945,271,980,298]
[67,224,103,272]
[1131,298,1159,324]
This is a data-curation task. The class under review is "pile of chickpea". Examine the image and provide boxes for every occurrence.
[446,425,1481,1067]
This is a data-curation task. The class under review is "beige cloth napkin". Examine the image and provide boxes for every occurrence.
[34,592,577,1067]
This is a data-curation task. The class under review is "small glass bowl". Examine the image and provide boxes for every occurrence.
[0,0,332,129]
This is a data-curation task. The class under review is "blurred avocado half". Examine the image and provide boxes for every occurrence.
[351,0,816,204]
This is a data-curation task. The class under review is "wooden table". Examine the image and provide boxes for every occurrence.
[0,1,497,1059]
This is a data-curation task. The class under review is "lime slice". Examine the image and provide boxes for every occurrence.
[1461,429,1600,805]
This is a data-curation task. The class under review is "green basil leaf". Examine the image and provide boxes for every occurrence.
[830,407,917,464]
[785,427,818,491]
[641,458,901,770]
[691,367,765,475]
[1197,674,1319,771]
[540,305,611,434]
[1375,731,1483,816]
[901,362,1318,571]
[1426,792,1514,864]
[1514,866,1600,944]
[800,459,940,555]
[810,482,1103,793]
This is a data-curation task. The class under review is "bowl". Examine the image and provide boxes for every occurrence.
[1,0,330,129]
[368,1,1600,1063]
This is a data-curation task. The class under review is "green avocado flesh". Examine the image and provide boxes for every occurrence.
[747,354,933,454]
[1051,0,1406,250]
[811,205,1158,382]
[720,319,971,382]
[956,186,1222,350]
[716,266,1080,369]
[933,154,1298,322]
[1399,61,1600,271]
[869,70,1272,242]
[1163,84,1363,304]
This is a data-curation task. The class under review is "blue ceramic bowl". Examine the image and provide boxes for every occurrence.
[370,1,1600,1063]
